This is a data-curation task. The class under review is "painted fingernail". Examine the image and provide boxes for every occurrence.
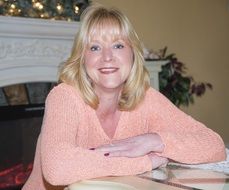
[89,148,95,150]
[104,153,110,156]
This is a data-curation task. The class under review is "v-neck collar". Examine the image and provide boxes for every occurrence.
[92,108,124,141]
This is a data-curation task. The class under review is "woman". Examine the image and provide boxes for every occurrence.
[23,4,226,190]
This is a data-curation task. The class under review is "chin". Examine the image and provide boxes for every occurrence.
[99,83,124,91]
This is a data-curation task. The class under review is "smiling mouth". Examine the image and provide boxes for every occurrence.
[98,67,119,74]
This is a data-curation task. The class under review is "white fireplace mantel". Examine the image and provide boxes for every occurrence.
[0,16,166,90]
[0,16,80,87]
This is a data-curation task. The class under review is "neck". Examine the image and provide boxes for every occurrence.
[95,87,121,116]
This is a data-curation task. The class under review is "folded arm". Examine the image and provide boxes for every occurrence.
[147,89,226,164]
[94,133,168,169]
[40,86,152,186]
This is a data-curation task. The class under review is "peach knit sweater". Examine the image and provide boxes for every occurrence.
[22,83,226,190]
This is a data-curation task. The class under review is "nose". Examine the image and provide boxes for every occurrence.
[102,48,113,62]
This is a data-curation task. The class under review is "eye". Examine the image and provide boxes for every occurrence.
[114,43,124,49]
[90,45,101,51]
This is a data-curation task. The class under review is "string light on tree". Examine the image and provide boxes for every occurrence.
[10,3,15,9]
[34,2,43,10]
[9,3,15,14]
[0,0,90,21]
[56,3,63,14]
[74,5,79,14]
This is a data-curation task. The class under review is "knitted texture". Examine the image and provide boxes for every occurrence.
[22,83,226,190]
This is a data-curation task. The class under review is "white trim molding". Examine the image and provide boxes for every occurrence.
[144,60,168,90]
[0,16,80,87]
[0,15,80,39]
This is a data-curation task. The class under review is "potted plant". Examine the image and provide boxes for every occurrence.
[144,47,212,107]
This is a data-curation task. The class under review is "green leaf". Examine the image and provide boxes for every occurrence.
[158,49,213,107]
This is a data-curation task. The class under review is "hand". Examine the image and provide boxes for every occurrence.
[94,133,164,158]
[148,153,169,169]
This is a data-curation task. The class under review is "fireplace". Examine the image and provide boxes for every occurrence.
[0,16,79,189]
[0,82,57,189]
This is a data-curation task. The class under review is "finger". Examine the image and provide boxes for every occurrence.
[106,148,143,158]
[95,136,135,152]
[160,159,169,168]
[151,155,168,169]
[111,138,132,144]
[96,143,126,153]
[107,150,136,158]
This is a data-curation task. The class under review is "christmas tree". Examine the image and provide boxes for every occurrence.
[0,0,90,21]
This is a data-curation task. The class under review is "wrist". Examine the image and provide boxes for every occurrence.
[149,133,165,153]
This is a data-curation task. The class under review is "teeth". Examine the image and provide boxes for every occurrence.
[99,67,118,74]
[100,68,116,71]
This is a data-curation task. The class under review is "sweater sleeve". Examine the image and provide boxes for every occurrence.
[146,88,226,164]
[40,85,152,186]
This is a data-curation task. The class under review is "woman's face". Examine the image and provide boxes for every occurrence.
[84,31,133,93]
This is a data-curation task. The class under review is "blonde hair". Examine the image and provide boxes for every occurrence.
[59,4,150,111]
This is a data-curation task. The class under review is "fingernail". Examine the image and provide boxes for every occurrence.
[89,148,95,150]
[104,153,110,156]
